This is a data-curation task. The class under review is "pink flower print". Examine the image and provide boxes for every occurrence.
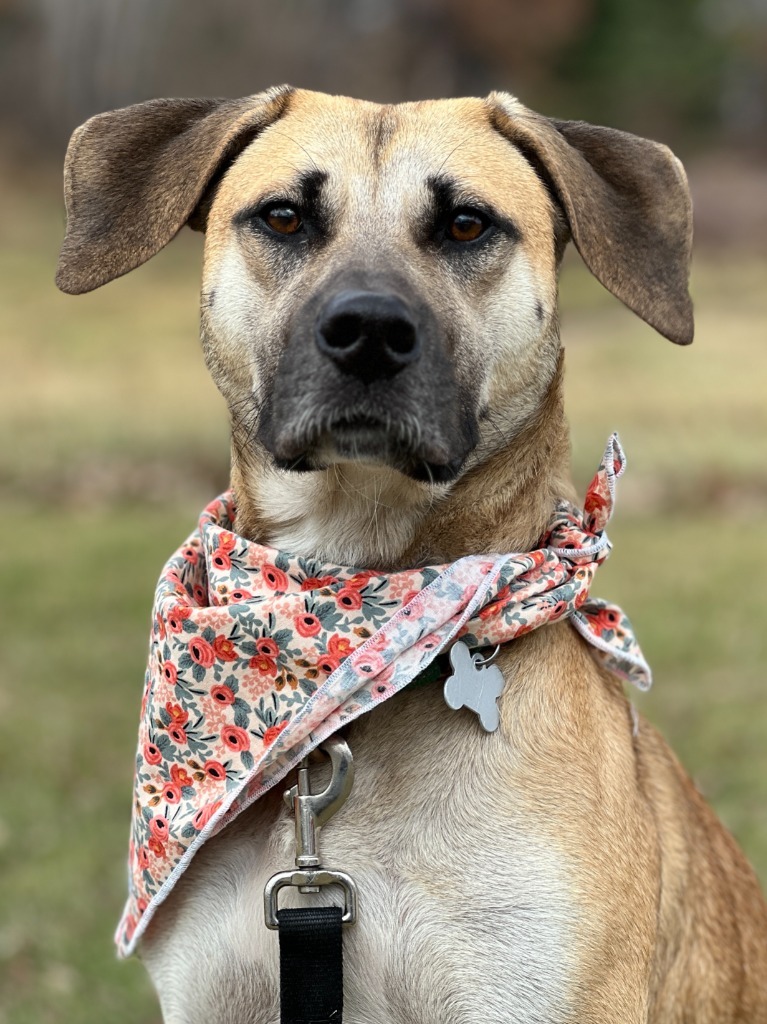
[203,760,226,782]
[295,613,322,638]
[221,725,250,752]
[143,742,162,766]
[336,587,363,611]
[211,548,231,571]
[210,684,235,706]
[263,564,289,591]
[161,661,178,685]
[355,650,385,676]
[162,782,181,804]
[190,637,215,669]
[148,815,169,842]
[192,801,221,831]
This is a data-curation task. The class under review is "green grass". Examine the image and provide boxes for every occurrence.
[1,176,766,1021]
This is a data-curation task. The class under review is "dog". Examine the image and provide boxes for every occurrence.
[56,86,767,1023]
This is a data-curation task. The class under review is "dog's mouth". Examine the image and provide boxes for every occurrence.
[266,411,469,484]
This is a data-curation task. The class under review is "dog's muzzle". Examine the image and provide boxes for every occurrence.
[258,283,479,482]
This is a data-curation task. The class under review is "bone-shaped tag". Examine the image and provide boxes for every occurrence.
[443,641,504,733]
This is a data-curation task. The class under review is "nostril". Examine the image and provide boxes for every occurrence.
[322,313,366,352]
[384,319,418,357]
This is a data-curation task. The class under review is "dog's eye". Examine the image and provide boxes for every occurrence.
[447,209,490,243]
[262,204,303,236]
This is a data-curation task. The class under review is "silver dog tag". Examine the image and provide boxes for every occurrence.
[443,641,504,733]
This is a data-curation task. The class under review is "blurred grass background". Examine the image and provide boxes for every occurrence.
[1,1,766,1021]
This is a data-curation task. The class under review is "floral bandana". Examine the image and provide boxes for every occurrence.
[117,434,650,955]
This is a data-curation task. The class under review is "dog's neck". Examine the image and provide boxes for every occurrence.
[231,358,572,570]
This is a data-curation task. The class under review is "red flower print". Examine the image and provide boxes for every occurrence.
[336,587,363,611]
[584,484,609,518]
[295,613,322,638]
[148,815,169,841]
[162,782,182,804]
[192,584,207,606]
[218,531,237,552]
[479,585,510,620]
[167,605,190,634]
[190,637,215,669]
[192,801,221,831]
[551,600,568,619]
[137,898,148,914]
[327,634,353,659]
[263,721,288,747]
[168,725,187,746]
[156,613,167,640]
[144,742,162,766]
[222,725,250,752]
[137,847,150,871]
[203,759,226,781]
[590,606,622,635]
[165,703,189,726]
[301,575,338,591]
[347,571,376,590]
[256,638,279,657]
[182,546,198,565]
[148,836,166,858]
[212,635,237,661]
[263,564,289,591]
[170,764,193,788]
[211,684,235,706]
[211,548,231,571]
[249,654,277,676]
[230,588,253,602]
[162,662,178,685]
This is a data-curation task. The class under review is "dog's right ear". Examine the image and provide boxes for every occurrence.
[55,86,293,295]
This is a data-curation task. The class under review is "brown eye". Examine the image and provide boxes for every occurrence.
[447,209,489,243]
[263,204,302,235]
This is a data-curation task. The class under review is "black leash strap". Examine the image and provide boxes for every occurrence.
[277,905,344,1024]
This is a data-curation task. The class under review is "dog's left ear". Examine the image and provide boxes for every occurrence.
[56,85,293,295]
[488,93,694,345]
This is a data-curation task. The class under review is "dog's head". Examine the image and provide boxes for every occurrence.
[56,87,693,486]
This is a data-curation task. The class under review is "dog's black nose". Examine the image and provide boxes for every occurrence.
[315,290,421,382]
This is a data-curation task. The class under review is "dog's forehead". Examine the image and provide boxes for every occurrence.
[221,90,548,217]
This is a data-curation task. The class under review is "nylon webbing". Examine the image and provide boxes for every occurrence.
[277,906,343,1023]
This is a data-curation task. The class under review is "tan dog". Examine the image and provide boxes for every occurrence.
[57,87,767,1023]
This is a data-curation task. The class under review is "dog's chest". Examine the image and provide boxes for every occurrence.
[145,689,578,1024]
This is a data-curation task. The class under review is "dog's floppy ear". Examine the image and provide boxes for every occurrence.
[55,85,294,295]
[488,92,694,345]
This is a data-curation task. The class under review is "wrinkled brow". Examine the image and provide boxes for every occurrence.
[232,169,328,225]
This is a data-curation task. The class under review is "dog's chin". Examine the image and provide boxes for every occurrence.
[267,420,468,484]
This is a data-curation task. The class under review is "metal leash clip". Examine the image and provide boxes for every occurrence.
[264,736,358,930]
